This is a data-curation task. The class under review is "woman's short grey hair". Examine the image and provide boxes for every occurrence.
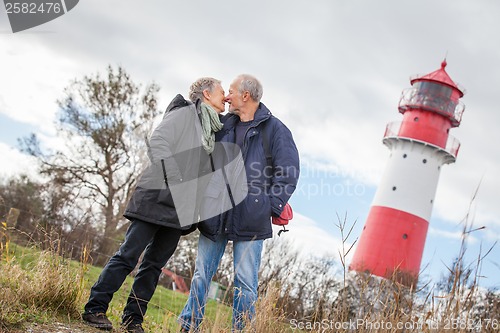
[189,77,221,103]
[237,74,263,102]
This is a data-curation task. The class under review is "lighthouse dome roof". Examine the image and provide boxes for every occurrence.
[410,60,465,97]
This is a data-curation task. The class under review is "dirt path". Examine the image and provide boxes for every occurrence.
[5,321,108,333]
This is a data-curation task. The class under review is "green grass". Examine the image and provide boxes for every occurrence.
[1,242,231,332]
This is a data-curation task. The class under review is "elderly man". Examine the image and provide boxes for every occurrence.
[179,74,300,332]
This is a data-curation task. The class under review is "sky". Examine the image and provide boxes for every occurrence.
[1,0,499,289]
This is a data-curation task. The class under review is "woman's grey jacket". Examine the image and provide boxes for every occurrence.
[124,94,212,233]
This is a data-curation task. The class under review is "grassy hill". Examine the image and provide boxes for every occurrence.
[0,242,232,332]
[2,232,498,333]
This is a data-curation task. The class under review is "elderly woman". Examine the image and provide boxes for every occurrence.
[82,77,226,333]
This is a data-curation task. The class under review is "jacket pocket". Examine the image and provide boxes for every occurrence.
[199,175,227,221]
[239,185,271,233]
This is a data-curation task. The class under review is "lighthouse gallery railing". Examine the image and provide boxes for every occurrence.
[383,121,461,159]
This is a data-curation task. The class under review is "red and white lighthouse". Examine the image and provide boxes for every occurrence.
[349,61,465,286]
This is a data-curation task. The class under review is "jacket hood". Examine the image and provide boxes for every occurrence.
[165,94,191,113]
[253,102,272,123]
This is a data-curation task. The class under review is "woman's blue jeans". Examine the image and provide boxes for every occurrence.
[179,233,263,331]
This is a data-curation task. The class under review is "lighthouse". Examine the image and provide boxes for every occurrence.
[349,61,465,286]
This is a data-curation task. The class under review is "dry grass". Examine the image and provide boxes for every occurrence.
[1,202,498,333]
[0,233,88,332]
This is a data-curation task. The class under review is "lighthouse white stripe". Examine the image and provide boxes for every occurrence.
[371,139,447,221]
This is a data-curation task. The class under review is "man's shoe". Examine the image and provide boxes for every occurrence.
[81,312,113,330]
[123,323,145,333]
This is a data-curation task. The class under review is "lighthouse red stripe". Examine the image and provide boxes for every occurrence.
[350,206,428,279]
[399,110,451,148]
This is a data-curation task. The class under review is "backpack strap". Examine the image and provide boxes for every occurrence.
[261,118,289,236]
[260,118,273,174]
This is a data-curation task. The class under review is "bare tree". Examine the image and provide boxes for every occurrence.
[20,65,161,263]
[258,237,342,319]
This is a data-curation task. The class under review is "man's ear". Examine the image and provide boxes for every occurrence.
[242,91,250,102]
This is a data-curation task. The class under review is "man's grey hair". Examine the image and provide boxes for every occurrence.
[189,77,221,103]
[236,74,263,102]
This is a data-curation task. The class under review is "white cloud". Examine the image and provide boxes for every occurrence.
[428,226,479,244]
[272,212,354,263]
[0,142,38,180]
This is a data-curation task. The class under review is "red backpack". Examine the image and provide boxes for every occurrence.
[272,202,293,236]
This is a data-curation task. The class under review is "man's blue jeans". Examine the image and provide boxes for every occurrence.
[179,233,263,331]
[84,219,182,325]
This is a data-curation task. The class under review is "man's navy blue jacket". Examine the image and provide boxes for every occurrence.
[198,103,300,241]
